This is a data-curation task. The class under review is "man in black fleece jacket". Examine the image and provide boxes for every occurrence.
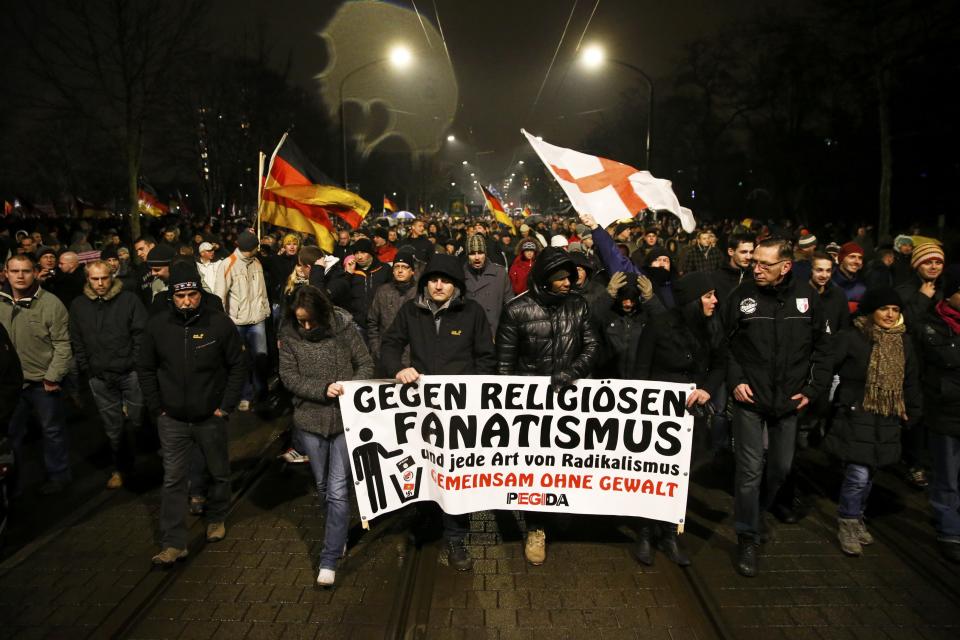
[139,262,247,566]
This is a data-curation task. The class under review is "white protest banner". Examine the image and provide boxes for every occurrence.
[340,375,695,526]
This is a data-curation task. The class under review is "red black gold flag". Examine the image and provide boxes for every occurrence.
[479,185,516,234]
[383,196,398,212]
[259,134,370,252]
[138,181,169,217]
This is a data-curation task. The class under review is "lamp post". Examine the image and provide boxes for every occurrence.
[581,44,654,169]
[339,45,412,187]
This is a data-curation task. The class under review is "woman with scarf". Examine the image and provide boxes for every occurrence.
[278,285,373,586]
[632,272,724,566]
[824,287,921,556]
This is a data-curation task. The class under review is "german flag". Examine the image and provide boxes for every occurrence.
[522,205,532,218]
[259,134,370,252]
[383,195,398,212]
[138,181,169,217]
[479,185,515,234]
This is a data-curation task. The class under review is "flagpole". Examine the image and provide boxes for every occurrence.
[259,132,288,240]
[257,152,265,241]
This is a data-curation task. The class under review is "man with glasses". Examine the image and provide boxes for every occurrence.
[722,238,832,577]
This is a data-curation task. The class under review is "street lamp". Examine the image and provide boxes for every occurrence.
[580,44,654,169]
[339,45,413,187]
[446,134,456,142]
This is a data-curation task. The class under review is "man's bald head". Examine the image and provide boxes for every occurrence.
[58,251,80,273]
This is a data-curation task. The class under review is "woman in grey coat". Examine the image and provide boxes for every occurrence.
[279,285,373,587]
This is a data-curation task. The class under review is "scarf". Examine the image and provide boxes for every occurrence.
[936,300,960,335]
[853,316,905,417]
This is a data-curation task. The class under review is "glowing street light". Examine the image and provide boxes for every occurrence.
[389,45,412,68]
[581,44,605,69]
[446,134,456,142]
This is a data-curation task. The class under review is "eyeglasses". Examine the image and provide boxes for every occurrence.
[752,259,786,272]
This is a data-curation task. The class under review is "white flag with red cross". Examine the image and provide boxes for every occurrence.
[521,129,696,233]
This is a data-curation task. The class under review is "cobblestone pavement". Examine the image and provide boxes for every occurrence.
[2,418,960,640]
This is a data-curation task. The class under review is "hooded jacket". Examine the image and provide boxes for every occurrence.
[69,279,147,377]
[279,307,374,437]
[138,297,247,421]
[722,272,833,417]
[212,248,270,326]
[508,247,538,295]
[496,248,600,378]
[0,283,71,383]
[380,254,496,377]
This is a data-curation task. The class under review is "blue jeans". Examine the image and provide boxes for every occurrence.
[838,463,874,519]
[297,431,351,570]
[930,432,960,540]
[157,415,231,548]
[237,322,268,402]
[88,371,143,471]
[8,382,70,483]
[733,405,797,538]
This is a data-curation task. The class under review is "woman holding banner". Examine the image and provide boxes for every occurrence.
[278,285,373,587]
[633,271,725,566]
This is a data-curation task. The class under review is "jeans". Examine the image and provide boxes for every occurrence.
[8,382,70,483]
[88,371,143,472]
[304,432,351,570]
[838,463,874,519]
[733,405,798,538]
[158,415,231,548]
[930,432,960,539]
[237,321,268,402]
[295,427,331,501]
[188,443,208,499]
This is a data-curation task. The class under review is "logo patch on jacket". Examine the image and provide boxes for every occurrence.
[450,330,462,336]
[795,298,809,313]
[740,298,757,314]
[193,333,205,339]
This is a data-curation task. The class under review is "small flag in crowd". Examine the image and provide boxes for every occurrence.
[383,195,398,212]
[138,181,169,218]
[259,134,371,252]
[521,129,696,233]
[3,200,12,217]
[479,185,516,234]
[522,205,532,218]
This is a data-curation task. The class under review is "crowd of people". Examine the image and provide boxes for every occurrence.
[1,208,959,587]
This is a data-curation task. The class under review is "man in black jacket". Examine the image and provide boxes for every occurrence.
[139,262,247,566]
[722,238,832,577]
[496,247,600,566]
[344,238,391,339]
[380,254,495,572]
[714,232,755,302]
[69,261,148,489]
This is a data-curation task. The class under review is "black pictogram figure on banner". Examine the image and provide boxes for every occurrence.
[352,427,403,514]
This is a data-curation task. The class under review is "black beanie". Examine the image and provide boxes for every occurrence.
[393,247,416,268]
[859,286,903,316]
[100,245,119,261]
[146,244,175,266]
[168,262,202,292]
[673,272,715,306]
[351,238,374,255]
[237,231,259,252]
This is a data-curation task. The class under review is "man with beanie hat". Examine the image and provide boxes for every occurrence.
[722,237,833,577]
[140,261,247,565]
[463,233,512,334]
[833,242,866,314]
[380,253,495,571]
[496,247,600,566]
[145,244,176,303]
[594,270,662,379]
[211,230,270,411]
[892,234,915,285]
[372,228,398,264]
[793,234,818,284]
[919,265,960,563]
[344,237,391,338]
[366,247,418,371]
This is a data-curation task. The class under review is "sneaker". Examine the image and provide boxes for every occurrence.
[316,567,336,587]
[39,478,69,496]
[237,400,251,412]
[524,529,546,565]
[206,522,226,543]
[447,538,473,571]
[189,496,206,516]
[855,518,874,545]
[106,471,123,490]
[152,547,188,566]
[906,467,929,489]
[838,518,862,556]
[279,448,310,463]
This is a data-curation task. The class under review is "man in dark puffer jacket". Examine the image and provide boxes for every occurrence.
[495,247,600,566]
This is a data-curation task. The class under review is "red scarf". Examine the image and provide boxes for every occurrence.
[936,300,960,335]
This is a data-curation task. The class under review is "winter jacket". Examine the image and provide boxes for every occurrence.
[680,244,723,275]
[138,300,247,422]
[279,308,373,437]
[508,252,536,295]
[713,263,750,303]
[634,305,725,396]
[896,273,943,335]
[196,259,223,293]
[45,269,85,309]
[212,249,270,326]
[463,260,513,334]
[818,280,852,336]
[722,273,832,417]
[380,255,496,377]
[262,253,297,305]
[0,283,71,383]
[366,279,417,364]
[0,322,23,429]
[917,310,960,437]
[376,242,398,264]
[823,326,921,467]
[832,269,866,315]
[496,248,600,379]
[68,279,147,377]
[345,259,392,331]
